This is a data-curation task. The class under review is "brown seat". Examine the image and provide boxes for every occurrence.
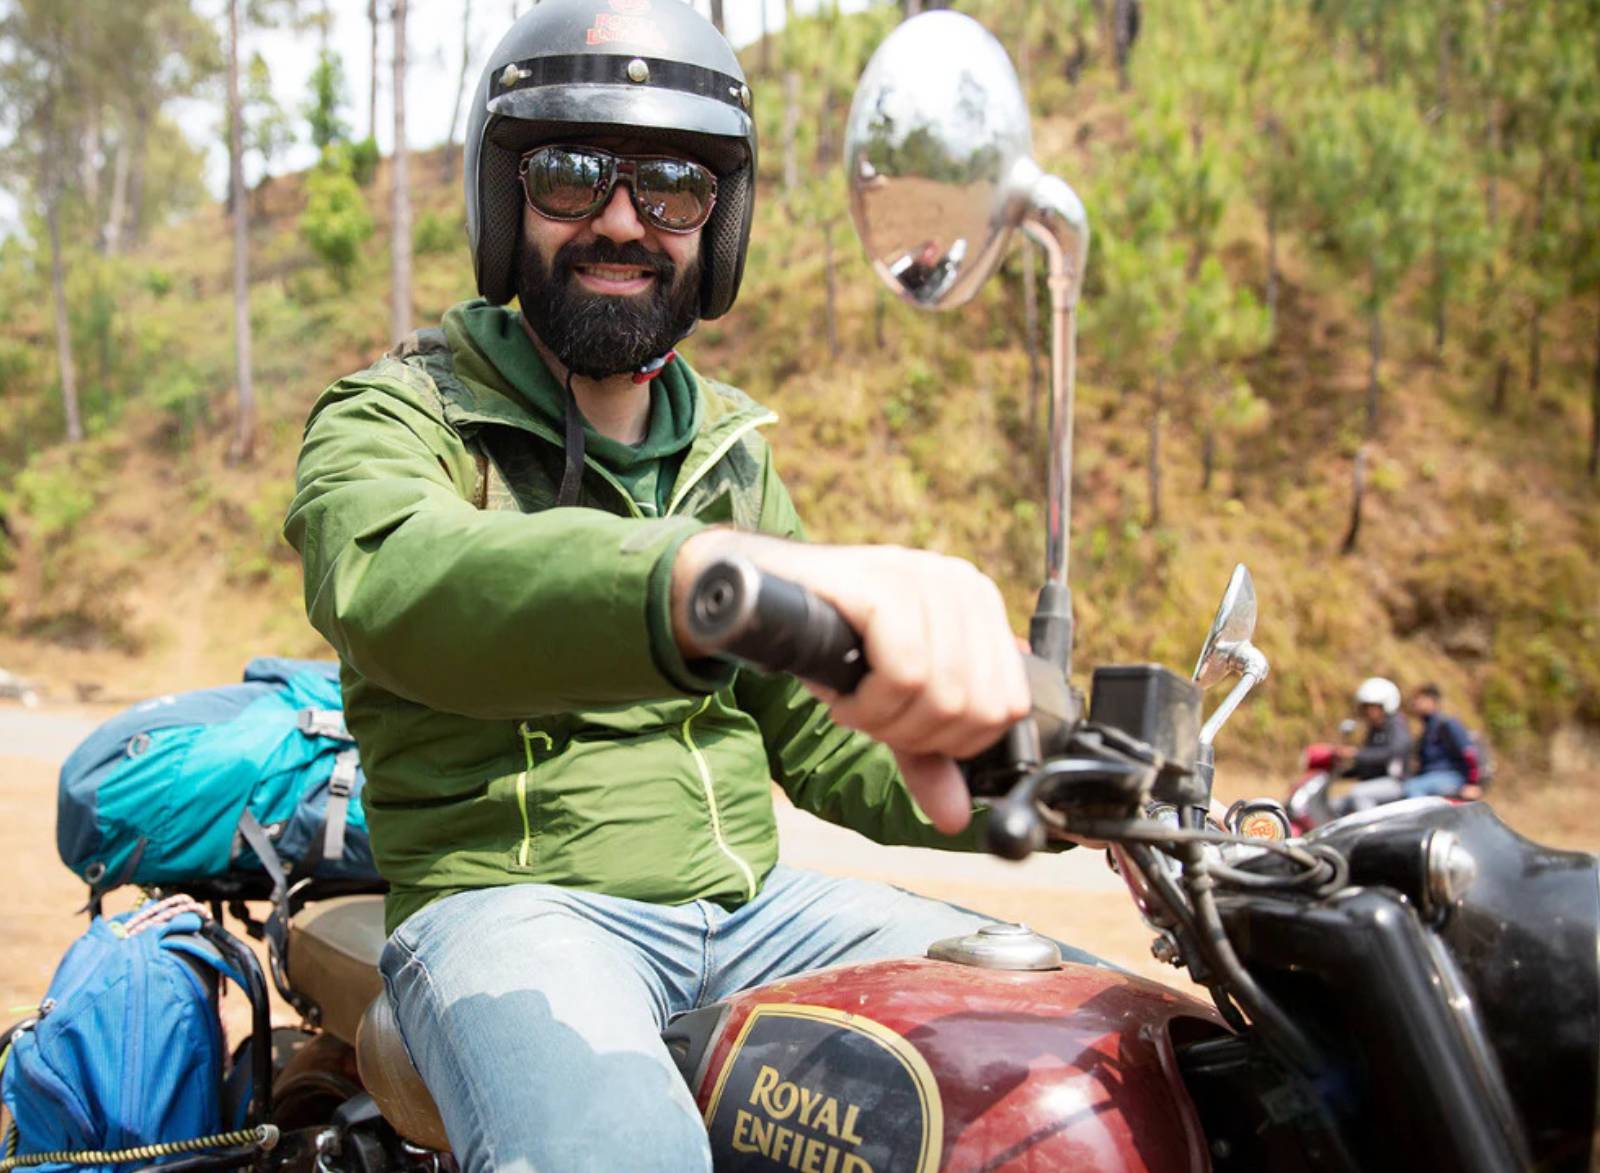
[287,895,449,1150]
[286,896,387,1045]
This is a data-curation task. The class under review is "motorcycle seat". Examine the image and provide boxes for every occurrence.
[286,895,387,1045]
[286,894,451,1151]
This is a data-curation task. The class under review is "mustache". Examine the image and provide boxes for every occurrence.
[553,238,675,281]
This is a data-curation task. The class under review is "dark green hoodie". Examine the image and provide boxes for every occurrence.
[285,300,979,933]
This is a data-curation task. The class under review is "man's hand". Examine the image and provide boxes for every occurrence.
[1334,745,1357,763]
[671,530,1031,835]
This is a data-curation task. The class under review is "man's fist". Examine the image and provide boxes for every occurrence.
[672,530,1031,835]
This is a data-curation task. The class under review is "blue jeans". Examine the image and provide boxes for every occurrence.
[1404,769,1467,799]
[380,865,1101,1171]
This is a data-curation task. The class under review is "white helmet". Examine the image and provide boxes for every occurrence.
[1353,676,1402,715]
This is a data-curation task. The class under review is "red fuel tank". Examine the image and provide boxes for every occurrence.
[692,957,1224,1172]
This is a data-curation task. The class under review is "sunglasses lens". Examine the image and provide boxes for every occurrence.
[633,158,716,231]
[523,148,610,218]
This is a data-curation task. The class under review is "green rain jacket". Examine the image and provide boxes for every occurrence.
[285,300,979,933]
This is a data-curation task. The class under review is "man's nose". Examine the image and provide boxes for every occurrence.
[590,182,646,244]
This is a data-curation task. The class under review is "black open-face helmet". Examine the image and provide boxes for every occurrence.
[465,0,757,320]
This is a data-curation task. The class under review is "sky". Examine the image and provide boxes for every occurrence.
[0,0,866,237]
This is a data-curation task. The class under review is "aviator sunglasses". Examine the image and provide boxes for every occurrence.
[518,144,719,234]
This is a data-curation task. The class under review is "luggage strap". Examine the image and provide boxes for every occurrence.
[297,708,353,741]
[320,750,360,864]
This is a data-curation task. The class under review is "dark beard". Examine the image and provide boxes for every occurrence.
[517,236,700,379]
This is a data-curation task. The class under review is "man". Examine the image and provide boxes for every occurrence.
[1403,683,1484,801]
[1333,676,1413,814]
[284,2,1091,1168]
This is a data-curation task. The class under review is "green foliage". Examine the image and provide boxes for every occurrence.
[300,156,375,288]
[242,52,296,177]
[413,210,461,257]
[1298,87,1432,310]
[306,48,351,151]
[8,461,96,539]
[344,136,381,187]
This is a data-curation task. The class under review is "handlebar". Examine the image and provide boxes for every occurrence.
[685,557,868,694]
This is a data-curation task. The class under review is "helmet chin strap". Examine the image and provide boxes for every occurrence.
[553,341,684,508]
[631,351,676,385]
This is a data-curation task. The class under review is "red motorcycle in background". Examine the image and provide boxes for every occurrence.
[44,13,1596,1173]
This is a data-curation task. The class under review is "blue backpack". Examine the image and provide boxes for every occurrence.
[0,899,267,1171]
[56,658,378,896]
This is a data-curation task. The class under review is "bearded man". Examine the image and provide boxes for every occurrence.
[285,1,1096,1167]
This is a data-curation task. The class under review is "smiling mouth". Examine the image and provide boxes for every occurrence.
[574,264,657,288]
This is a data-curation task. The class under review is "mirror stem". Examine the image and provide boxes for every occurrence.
[1023,172,1087,677]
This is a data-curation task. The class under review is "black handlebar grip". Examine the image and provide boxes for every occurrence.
[685,557,868,695]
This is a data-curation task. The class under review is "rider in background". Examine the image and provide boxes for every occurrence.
[1333,677,1413,814]
[1402,683,1484,801]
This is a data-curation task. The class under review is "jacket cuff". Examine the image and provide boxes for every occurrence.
[646,521,739,695]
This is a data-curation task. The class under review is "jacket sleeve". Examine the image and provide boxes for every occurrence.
[733,446,985,851]
[1442,717,1481,783]
[283,373,730,719]
[1348,715,1414,778]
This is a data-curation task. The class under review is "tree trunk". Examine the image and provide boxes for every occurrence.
[1484,0,1501,228]
[760,0,770,75]
[1590,298,1600,479]
[1023,237,1041,438]
[823,223,839,361]
[1340,447,1366,555]
[228,0,255,463]
[1365,272,1382,437]
[1201,425,1216,493]
[1491,355,1510,414]
[443,0,473,183]
[125,105,150,247]
[782,72,800,195]
[709,0,725,35]
[103,131,131,257]
[814,91,833,167]
[1527,159,1550,393]
[903,0,923,18]
[368,0,381,142]
[1431,235,1447,361]
[1112,0,1136,92]
[391,0,413,343]
[1265,194,1279,335]
[79,115,102,225]
[45,199,83,444]
[874,289,886,351]
[1147,375,1163,528]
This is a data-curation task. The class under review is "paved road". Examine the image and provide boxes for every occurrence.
[0,705,1123,891]
[0,709,102,767]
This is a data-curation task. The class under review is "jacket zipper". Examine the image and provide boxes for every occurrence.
[681,695,757,901]
[516,724,553,867]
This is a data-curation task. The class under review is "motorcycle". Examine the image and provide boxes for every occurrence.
[44,12,1598,1173]
[1284,729,1357,834]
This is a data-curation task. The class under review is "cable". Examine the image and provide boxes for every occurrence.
[0,1125,278,1171]
[1070,815,1345,893]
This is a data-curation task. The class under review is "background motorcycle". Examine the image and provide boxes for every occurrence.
[65,13,1598,1173]
[1285,721,1358,833]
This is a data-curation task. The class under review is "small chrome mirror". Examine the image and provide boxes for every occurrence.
[845,10,1091,678]
[843,11,1037,310]
[1193,565,1258,688]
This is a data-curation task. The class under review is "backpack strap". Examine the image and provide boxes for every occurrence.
[393,327,523,512]
[234,811,317,1023]
[319,750,361,864]
[296,708,353,741]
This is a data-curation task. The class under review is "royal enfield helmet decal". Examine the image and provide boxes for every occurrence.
[703,1003,942,1173]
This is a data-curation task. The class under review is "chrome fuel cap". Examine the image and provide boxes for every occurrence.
[928,923,1061,971]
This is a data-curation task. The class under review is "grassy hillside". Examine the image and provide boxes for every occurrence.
[0,3,1597,787]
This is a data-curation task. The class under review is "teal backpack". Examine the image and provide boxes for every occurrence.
[55,658,377,898]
